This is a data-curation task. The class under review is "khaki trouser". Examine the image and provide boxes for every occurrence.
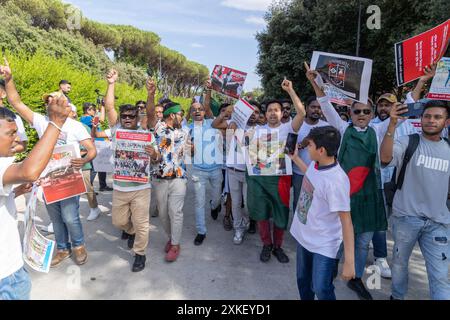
[153,178,187,246]
[112,189,151,255]
[82,170,98,209]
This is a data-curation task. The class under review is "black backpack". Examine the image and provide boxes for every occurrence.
[384,134,450,207]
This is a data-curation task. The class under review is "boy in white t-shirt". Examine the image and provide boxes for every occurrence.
[289,126,355,300]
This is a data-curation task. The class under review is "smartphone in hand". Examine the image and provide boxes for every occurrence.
[403,102,424,118]
[284,133,299,154]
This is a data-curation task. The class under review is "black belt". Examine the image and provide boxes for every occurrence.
[227,167,246,173]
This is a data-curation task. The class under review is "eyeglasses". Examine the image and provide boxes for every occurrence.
[120,114,137,120]
[353,109,371,115]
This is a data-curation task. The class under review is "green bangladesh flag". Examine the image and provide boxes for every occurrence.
[338,126,387,234]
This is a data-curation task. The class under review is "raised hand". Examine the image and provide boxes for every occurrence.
[146,78,157,96]
[389,102,408,124]
[47,94,71,128]
[281,78,294,93]
[0,57,12,80]
[420,63,437,82]
[204,78,212,90]
[304,62,319,82]
[106,69,119,84]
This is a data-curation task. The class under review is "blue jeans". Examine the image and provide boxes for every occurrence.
[292,173,304,212]
[391,215,450,300]
[296,244,339,300]
[0,267,31,300]
[355,232,374,278]
[372,231,388,258]
[46,196,85,250]
[191,168,223,235]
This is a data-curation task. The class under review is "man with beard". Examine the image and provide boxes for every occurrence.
[381,100,450,300]
[292,97,328,210]
[188,79,222,246]
[369,93,416,280]
[104,70,160,272]
[306,62,398,300]
[281,99,293,124]
[212,100,261,244]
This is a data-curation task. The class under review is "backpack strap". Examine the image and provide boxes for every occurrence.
[397,133,420,190]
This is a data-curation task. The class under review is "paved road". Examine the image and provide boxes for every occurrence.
[19,172,434,300]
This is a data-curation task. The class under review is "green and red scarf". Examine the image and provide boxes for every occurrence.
[338,125,387,234]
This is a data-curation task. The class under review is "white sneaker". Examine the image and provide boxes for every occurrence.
[87,207,101,221]
[374,258,392,279]
[47,223,54,233]
[233,230,244,245]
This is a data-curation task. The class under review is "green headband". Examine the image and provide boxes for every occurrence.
[163,104,182,116]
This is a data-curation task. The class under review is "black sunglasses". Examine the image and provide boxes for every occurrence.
[353,109,371,115]
[120,114,137,120]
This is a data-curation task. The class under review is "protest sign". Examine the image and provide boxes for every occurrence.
[427,57,450,100]
[310,51,373,104]
[395,19,450,86]
[230,99,255,130]
[40,144,87,204]
[92,140,114,173]
[113,129,152,183]
[246,129,293,176]
[23,186,55,273]
[211,65,247,99]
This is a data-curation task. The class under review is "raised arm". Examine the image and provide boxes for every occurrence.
[104,69,119,127]
[145,78,157,129]
[281,79,305,133]
[372,102,407,143]
[288,144,308,173]
[99,104,106,122]
[380,104,407,165]
[305,62,348,133]
[203,79,214,119]
[3,95,71,185]
[411,63,436,102]
[212,104,233,130]
[0,58,34,125]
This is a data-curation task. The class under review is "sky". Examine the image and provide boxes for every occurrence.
[63,0,272,91]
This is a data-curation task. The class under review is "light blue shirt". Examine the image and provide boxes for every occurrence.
[189,118,222,171]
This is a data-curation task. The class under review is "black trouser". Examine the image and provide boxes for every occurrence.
[90,163,107,189]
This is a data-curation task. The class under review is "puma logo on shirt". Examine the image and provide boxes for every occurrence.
[416,155,449,172]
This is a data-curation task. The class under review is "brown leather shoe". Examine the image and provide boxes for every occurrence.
[51,249,72,268]
[72,245,88,265]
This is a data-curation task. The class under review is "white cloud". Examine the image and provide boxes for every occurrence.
[191,43,205,48]
[221,0,271,12]
[245,16,266,26]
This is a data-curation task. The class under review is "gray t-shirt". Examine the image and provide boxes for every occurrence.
[388,134,450,224]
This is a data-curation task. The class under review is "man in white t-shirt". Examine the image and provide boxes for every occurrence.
[292,96,328,210]
[0,79,27,153]
[3,64,97,269]
[0,78,71,299]
[104,70,160,272]
[289,125,355,300]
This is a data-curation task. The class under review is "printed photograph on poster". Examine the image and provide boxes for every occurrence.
[310,51,373,104]
[93,140,114,173]
[246,131,293,176]
[427,57,450,100]
[395,19,450,86]
[114,129,152,183]
[211,65,247,99]
[23,188,55,273]
[40,144,87,205]
[230,99,255,130]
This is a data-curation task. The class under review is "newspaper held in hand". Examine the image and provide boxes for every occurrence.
[40,144,87,204]
[23,186,55,273]
[113,129,152,183]
[230,99,255,130]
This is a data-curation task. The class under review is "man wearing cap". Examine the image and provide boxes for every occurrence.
[146,78,193,262]
[370,93,417,280]
[0,79,27,153]
[2,62,97,268]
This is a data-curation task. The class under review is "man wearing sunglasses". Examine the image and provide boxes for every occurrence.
[306,64,401,300]
[104,70,160,273]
